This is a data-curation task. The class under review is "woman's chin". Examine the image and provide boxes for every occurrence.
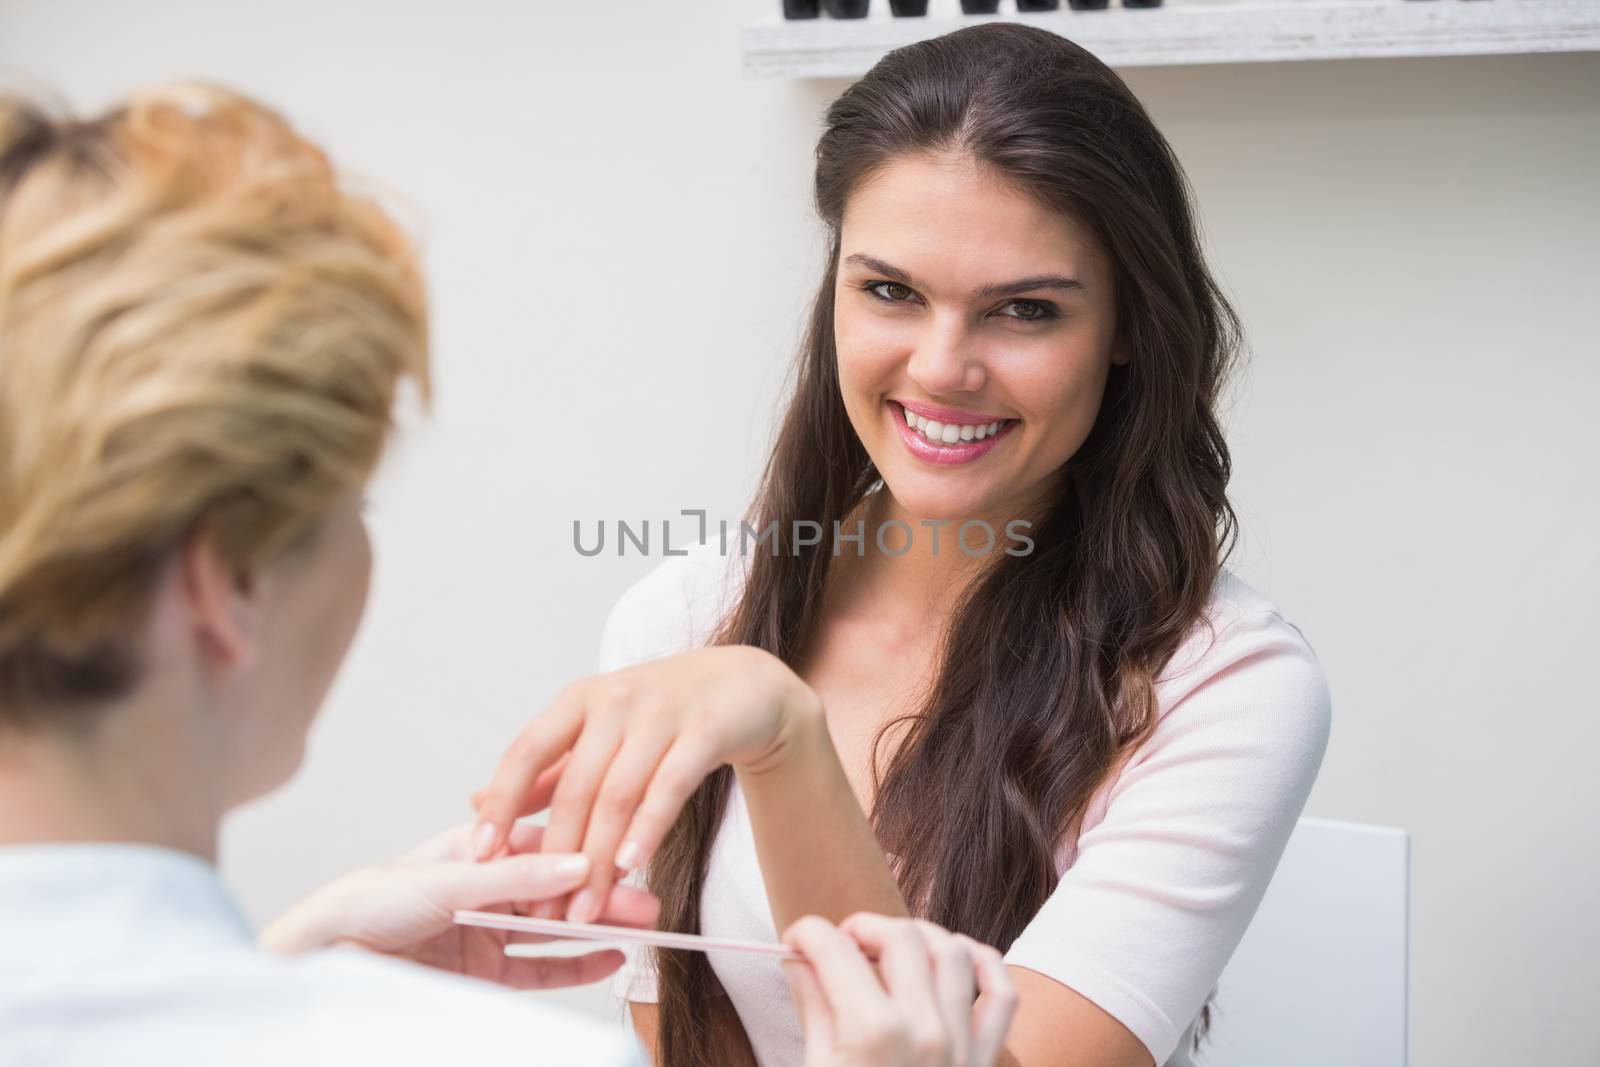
[877,473,1002,527]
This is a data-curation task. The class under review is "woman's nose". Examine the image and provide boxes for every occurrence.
[905,316,986,396]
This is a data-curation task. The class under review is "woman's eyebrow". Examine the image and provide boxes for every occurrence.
[843,253,1084,298]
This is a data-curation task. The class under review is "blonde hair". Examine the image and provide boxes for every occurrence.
[0,84,430,722]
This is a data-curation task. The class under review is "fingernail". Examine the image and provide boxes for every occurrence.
[568,889,598,924]
[615,840,642,871]
[554,854,591,878]
[472,821,497,861]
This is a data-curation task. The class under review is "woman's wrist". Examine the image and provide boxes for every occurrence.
[734,653,827,777]
[734,670,908,926]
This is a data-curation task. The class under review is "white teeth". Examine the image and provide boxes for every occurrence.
[902,407,1010,446]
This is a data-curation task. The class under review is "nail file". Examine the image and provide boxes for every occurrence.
[453,909,801,961]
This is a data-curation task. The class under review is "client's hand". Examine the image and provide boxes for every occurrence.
[473,645,822,922]
[260,821,660,990]
[784,914,1018,1067]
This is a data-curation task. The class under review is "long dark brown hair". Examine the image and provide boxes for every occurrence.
[649,24,1241,1065]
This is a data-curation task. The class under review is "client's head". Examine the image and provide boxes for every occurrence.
[0,84,428,834]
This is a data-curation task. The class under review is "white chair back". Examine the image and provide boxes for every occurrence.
[1199,817,1409,1066]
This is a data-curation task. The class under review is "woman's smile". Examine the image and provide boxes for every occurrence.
[890,399,1019,466]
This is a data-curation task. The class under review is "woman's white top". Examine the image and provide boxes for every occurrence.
[0,843,643,1067]
[605,541,1331,1067]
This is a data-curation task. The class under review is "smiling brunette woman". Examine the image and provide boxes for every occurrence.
[475,23,1331,1067]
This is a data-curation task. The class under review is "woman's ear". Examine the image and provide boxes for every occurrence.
[177,522,260,671]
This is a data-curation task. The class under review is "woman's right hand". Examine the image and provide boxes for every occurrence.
[783,914,1019,1067]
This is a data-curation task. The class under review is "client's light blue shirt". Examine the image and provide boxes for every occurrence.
[0,843,642,1067]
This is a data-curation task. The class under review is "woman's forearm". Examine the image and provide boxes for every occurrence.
[628,1002,661,1065]
[736,706,907,930]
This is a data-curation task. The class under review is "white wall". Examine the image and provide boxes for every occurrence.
[3,2,1595,1064]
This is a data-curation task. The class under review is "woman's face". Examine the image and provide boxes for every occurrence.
[834,152,1123,527]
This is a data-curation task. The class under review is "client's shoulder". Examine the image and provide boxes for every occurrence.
[1154,569,1332,747]
[600,539,747,670]
[1187,568,1323,665]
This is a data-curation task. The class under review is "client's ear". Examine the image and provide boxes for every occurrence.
[177,523,260,671]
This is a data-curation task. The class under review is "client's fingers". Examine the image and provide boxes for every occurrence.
[509,881,660,929]
[570,728,673,922]
[613,736,719,877]
[503,824,558,918]
[474,758,566,827]
[527,717,619,920]
[541,717,622,862]
[505,822,545,855]
[475,692,586,859]
[596,883,662,930]
[499,947,625,991]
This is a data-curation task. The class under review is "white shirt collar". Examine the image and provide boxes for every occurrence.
[0,842,252,973]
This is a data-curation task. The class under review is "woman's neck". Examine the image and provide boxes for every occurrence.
[834,485,1034,621]
[0,699,224,862]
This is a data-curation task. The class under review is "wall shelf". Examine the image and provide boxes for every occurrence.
[743,0,1600,78]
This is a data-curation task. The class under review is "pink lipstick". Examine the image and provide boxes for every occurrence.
[889,400,1018,467]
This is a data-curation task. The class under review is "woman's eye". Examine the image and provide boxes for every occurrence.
[999,299,1056,322]
[865,281,916,303]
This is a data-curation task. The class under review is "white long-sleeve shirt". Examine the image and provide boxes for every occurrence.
[0,843,642,1067]
[603,540,1332,1067]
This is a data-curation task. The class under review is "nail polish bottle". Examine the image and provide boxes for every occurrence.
[889,0,929,13]
[1017,0,1061,9]
[823,0,870,15]
[961,0,1001,13]
[783,0,821,17]
[1067,0,1110,8]
[1122,0,1163,7]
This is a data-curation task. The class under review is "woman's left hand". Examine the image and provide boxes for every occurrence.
[472,645,825,923]
[260,821,661,989]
